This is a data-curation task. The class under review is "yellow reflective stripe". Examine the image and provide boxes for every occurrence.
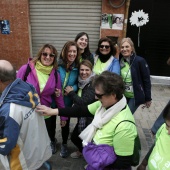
[34,93,40,103]
[10,144,22,170]
[0,137,7,143]
[28,91,35,108]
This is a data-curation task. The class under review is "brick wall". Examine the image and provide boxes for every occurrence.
[101,0,127,57]
[101,0,126,41]
[0,0,30,92]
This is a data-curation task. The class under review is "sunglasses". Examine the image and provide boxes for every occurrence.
[95,93,106,99]
[99,45,110,49]
[42,52,55,58]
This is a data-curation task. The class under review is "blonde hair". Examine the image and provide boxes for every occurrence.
[119,37,136,54]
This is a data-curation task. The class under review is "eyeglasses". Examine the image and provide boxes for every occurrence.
[42,52,55,58]
[95,93,106,99]
[99,45,110,49]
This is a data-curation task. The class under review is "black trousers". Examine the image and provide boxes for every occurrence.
[61,118,70,144]
[45,115,56,142]
[71,123,83,152]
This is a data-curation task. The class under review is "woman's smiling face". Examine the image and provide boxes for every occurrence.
[67,45,77,64]
[99,41,111,55]
[40,47,55,66]
[120,41,133,58]
[79,64,92,80]
[76,35,88,50]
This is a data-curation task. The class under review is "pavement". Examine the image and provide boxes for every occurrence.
[0,84,169,170]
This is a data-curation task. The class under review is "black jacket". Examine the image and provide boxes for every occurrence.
[68,82,95,106]
[120,54,152,105]
[68,82,96,126]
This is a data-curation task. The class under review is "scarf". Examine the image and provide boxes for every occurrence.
[77,72,95,132]
[94,55,115,75]
[79,95,127,146]
[35,60,53,75]
[124,57,130,64]
[78,72,95,89]
[98,51,112,63]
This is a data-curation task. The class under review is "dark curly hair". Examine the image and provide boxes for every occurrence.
[95,37,117,56]
[92,71,124,100]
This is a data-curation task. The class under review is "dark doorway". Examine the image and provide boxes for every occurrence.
[127,0,170,76]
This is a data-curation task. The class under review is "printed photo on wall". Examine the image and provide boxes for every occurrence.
[112,14,124,30]
[101,13,113,29]
[1,20,10,34]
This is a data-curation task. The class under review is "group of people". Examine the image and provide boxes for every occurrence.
[0,32,155,170]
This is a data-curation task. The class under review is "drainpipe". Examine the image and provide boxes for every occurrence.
[123,0,131,38]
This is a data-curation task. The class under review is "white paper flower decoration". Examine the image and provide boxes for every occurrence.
[130,10,149,27]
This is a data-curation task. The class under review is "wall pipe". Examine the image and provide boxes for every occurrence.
[123,0,131,38]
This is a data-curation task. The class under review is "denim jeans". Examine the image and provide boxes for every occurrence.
[126,97,139,114]
[151,100,170,134]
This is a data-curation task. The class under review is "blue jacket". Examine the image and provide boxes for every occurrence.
[120,54,152,105]
[0,79,52,169]
[58,63,78,107]
[94,55,120,75]
[107,57,120,75]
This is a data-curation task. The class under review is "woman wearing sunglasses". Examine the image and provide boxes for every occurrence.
[75,32,94,65]
[36,71,137,170]
[93,37,120,75]
[17,44,65,157]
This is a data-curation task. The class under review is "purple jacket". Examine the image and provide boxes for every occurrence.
[17,60,67,120]
[83,142,117,170]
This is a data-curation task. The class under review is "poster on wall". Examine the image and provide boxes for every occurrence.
[101,13,124,30]
[0,20,10,34]
[112,14,124,30]
[101,13,112,29]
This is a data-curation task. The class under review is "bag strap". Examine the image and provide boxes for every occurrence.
[54,70,58,83]
[115,120,136,132]
[23,64,31,82]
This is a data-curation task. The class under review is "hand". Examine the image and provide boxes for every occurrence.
[55,88,61,97]
[64,86,73,95]
[60,120,67,127]
[145,101,152,108]
[36,105,58,116]
[137,164,146,170]
[137,158,147,170]
[141,101,152,109]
